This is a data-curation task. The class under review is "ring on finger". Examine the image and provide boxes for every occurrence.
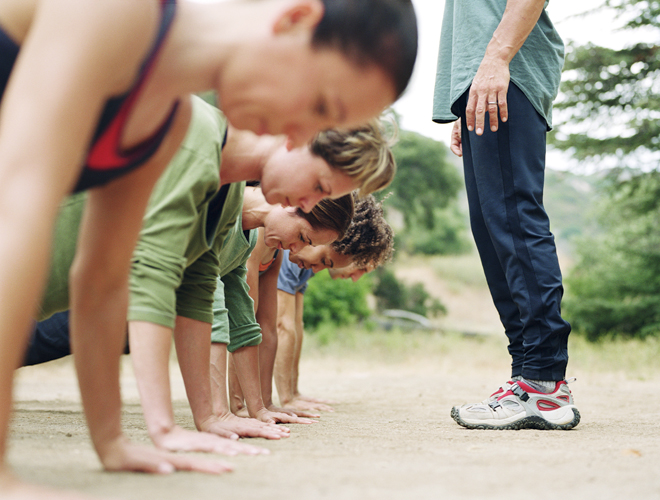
[488,101,497,105]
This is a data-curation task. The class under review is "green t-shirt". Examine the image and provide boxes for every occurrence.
[39,95,241,328]
[432,0,564,129]
[210,213,262,352]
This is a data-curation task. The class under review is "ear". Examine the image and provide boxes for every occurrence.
[272,0,325,35]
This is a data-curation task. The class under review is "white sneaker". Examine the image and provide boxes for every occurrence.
[451,379,580,430]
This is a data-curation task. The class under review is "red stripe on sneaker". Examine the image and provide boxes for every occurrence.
[537,400,561,411]
[557,395,570,402]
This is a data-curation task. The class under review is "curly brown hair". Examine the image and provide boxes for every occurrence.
[331,193,393,268]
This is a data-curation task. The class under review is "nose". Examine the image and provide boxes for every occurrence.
[351,270,366,282]
[312,262,328,273]
[289,242,304,255]
[298,192,325,214]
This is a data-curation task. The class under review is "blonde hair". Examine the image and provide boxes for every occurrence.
[310,117,397,197]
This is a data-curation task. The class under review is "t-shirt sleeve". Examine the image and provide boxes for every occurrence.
[277,250,300,295]
[128,157,215,328]
[224,264,262,353]
[176,248,220,324]
[211,276,230,345]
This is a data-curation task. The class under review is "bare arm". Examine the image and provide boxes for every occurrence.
[0,1,156,470]
[225,231,266,412]
[255,252,283,409]
[289,292,334,411]
[465,0,546,135]
[232,343,313,424]
[210,342,289,440]
[173,316,274,450]
[274,291,298,405]
[129,320,249,455]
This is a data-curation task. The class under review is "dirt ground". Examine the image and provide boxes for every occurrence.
[10,339,660,500]
[8,257,660,500]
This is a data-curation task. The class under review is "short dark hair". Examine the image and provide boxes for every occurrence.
[296,194,355,240]
[312,0,418,98]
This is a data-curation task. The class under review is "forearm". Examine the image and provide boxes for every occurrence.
[70,272,128,457]
[173,316,215,430]
[227,354,246,413]
[231,345,267,417]
[258,325,278,407]
[291,321,304,397]
[485,0,545,64]
[273,323,296,404]
[210,342,231,416]
[128,321,177,440]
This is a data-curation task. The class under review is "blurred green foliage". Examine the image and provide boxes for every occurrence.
[371,267,446,318]
[565,171,660,339]
[550,0,660,339]
[379,130,470,255]
[550,1,660,165]
[303,271,372,330]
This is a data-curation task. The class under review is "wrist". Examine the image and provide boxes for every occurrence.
[247,399,267,418]
[146,418,175,443]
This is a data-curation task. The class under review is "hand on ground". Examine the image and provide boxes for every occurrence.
[97,434,234,474]
[207,412,289,440]
[267,403,320,419]
[283,398,334,413]
[294,393,336,405]
[254,407,316,425]
[152,424,268,456]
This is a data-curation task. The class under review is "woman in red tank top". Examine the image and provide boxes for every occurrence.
[0,0,417,495]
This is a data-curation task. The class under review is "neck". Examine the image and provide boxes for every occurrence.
[241,186,272,231]
[221,127,285,185]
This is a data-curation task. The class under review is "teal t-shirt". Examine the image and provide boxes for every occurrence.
[432,0,564,129]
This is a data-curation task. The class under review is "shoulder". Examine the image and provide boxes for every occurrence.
[34,0,163,92]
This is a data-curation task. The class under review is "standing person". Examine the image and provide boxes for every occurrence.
[0,0,418,493]
[433,0,579,430]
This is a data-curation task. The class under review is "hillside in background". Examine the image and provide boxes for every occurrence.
[543,168,603,262]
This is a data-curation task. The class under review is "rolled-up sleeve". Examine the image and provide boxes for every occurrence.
[223,265,262,352]
[176,249,220,324]
[211,277,230,345]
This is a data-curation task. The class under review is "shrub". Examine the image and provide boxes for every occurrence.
[303,271,372,330]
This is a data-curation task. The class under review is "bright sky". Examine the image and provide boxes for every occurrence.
[392,0,648,169]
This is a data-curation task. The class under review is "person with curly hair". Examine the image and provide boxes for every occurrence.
[225,194,393,417]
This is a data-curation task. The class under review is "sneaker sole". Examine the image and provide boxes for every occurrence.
[451,406,581,431]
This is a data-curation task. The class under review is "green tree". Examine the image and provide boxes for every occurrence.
[371,267,446,317]
[380,130,469,255]
[550,1,660,166]
[549,0,660,338]
[564,172,660,339]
